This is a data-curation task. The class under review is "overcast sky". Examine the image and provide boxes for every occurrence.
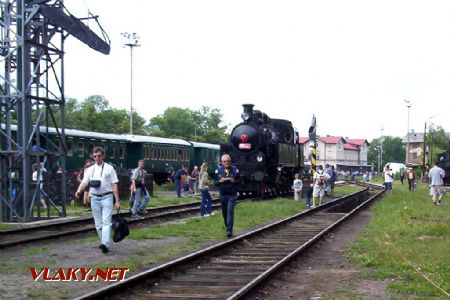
[63,0,450,141]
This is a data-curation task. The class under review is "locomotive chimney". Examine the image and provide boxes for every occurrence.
[242,104,254,114]
[241,104,254,122]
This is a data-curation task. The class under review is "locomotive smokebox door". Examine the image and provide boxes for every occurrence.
[254,171,265,182]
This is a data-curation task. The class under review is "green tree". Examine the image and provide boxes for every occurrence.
[427,124,450,163]
[50,95,147,134]
[192,106,228,143]
[368,136,405,168]
[149,106,228,143]
[149,107,194,139]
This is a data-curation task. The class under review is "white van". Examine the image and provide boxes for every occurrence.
[386,162,406,174]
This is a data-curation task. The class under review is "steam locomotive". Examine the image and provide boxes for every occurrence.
[438,148,450,186]
[220,104,304,196]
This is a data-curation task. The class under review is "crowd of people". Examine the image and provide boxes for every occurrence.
[382,162,446,205]
[70,144,446,255]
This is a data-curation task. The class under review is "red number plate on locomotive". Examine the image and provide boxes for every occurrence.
[239,143,251,149]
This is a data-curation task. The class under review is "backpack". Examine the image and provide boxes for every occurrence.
[318,177,325,187]
[317,172,325,186]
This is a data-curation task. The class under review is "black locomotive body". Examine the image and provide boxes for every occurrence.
[220,104,304,195]
[438,148,450,186]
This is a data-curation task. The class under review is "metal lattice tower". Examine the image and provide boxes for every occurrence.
[1,0,110,222]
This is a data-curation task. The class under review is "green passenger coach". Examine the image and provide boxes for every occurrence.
[4,124,221,187]
[189,142,220,176]
[125,135,192,185]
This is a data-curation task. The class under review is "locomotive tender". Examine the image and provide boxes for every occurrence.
[220,104,304,196]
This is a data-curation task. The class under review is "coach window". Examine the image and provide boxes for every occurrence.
[118,144,124,159]
[111,145,116,158]
[89,142,94,155]
[183,149,188,161]
[107,144,114,158]
[78,141,84,157]
[67,138,73,157]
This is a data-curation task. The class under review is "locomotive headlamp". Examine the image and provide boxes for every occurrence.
[241,112,250,121]
[256,153,263,162]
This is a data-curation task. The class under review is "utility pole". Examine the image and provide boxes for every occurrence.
[404,100,411,165]
[122,32,140,135]
[380,126,384,172]
[422,115,436,172]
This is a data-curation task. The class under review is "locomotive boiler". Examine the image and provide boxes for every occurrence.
[220,104,304,196]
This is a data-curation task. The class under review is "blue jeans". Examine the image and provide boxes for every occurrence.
[200,188,213,216]
[220,195,236,235]
[305,196,311,207]
[90,194,113,248]
[175,178,181,197]
[132,187,150,214]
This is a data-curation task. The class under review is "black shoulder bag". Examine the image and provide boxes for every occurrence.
[113,209,129,243]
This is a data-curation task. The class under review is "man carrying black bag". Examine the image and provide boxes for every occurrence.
[113,209,129,242]
[75,147,120,254]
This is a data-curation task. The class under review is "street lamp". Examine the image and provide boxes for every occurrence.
[422,115,436,170]
[122,32,140,135]
[404,100,411,165]
[379,126,384,172]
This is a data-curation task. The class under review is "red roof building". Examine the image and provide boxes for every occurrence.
[299,136,370,170]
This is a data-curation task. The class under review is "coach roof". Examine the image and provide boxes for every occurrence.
[189,141,220,150]
[125,134,191,146]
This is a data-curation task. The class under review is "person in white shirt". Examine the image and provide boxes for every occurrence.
[32,162,47,208]
[293,173,303,201]
[312,165,331,207]
[428,161,446,205]
[383,164,394,195]
[75,147,120,254]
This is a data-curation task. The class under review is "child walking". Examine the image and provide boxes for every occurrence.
[293,173,303,201]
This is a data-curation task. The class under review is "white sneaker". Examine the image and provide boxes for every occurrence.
[211,212,216,216]
[204,214,211,217]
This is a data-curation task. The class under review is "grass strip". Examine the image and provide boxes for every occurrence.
[348,179,450,298]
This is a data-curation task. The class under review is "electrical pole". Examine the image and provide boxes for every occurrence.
[380,128,384,172]
[122,32,140,135]
[404,100,411,165]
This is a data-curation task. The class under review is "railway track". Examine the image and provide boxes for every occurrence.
[75,183,384,300]
[0,199,223,248]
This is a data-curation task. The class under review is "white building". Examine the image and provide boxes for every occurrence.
[299,136,371,171]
